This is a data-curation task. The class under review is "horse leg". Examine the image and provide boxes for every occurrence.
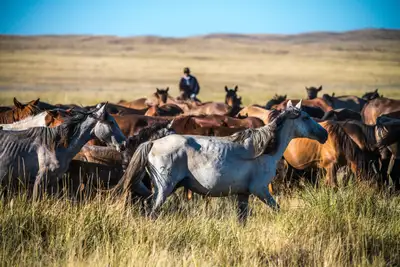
[250,185,280,211]
[325,165,338,187]
[237,194,249,224]
[33,170,46,201]
[150,181,176,219]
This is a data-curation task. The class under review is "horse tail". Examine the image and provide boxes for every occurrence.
[327,122,374,178]
[112,141,154,196]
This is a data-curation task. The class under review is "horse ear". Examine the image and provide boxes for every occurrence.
[156,88,160,93]
[234,85,238,92]
[332,93,335,97]
[284,95,287,100]
[167,119,175,129]
[318,86,322,91]
[225,86,228,92]
[286,100,293,109]
[166,87,169,93]
[13,97,24,109]
[95,102,107,118]
[375,88,378,93]
[305,86,309,90]
[295,99,302,109]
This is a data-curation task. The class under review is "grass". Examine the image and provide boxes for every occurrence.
[1,183,399,266]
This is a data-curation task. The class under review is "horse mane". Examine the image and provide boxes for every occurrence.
[4,112,89,149]
[126,121,173,152]
[339,120,377,152]
[265,94,287,109]
[0,112,47,127]
[228,109,291,157]
[324,122,376,176]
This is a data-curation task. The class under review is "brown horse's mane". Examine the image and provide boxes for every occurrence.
[228,109,295,157]
[339,120,377,152]
[324,122,376,176]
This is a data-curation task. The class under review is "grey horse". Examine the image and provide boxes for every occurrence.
[115,100,328,222]
[0,103,126,199]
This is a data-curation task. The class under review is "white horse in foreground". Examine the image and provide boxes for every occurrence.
[117,100,328,221]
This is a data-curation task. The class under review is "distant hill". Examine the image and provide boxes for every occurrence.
[1,29,400,51]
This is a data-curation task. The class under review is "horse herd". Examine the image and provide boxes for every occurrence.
[0,85,399,222]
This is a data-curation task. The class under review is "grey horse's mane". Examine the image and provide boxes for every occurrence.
[229,108,299,157]
[1,112,89,149]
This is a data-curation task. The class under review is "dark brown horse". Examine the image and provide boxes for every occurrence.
[321,108,362,121]
[224,85,243,116]
[265,94,287,110]
[322,94,367,112]
[305,86,322,100]
[361,97,400,125]
[0,98,41,124]
[361,89,381,101]
[64,160,124,198]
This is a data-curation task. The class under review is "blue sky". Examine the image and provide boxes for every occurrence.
[1,0,399,37]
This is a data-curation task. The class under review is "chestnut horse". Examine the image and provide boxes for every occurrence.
[144,104,184,117]
[361,97,400,125]
[118,87,173,109]
[283,121,374,186]
[238,106,273,124]
[0,98,41,124]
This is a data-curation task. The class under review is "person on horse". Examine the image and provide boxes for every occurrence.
[179,67,200,101]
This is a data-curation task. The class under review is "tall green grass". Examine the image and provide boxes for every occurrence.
[1,183,399,266]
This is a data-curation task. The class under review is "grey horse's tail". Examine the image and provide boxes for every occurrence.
[112,141,154,197]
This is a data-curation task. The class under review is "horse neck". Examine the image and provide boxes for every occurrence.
[268,119,295,162]
[62,118,97,159]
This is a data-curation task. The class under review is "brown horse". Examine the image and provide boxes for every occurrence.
[305,86,322,100]
[284,121,374,186]
[322,94,367,112]
[144,104,184,117]
[64,160,124,198]
[321,108,362,121]
[86,102,147,115]
[0,98,41,124]
[118,87,173,109]
[238,106,273,124]
[361,97,400,125]
[74,145,123,166]
[225,85,243,116]
[184,102,233,116]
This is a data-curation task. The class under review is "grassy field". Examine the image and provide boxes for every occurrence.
[1,29,400,106]
[1,183,399,266]
[1,29,400,266]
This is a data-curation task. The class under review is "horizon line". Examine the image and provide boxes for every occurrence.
[1,27,399,39]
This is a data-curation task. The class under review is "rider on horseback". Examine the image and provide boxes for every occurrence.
[179,67,200,100]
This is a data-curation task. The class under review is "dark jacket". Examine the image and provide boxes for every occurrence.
[179,75,200,95]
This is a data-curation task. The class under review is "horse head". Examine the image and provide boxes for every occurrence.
[155,87,170,104]
[284,100,328,144]
[362,89,381,101]
[305,85,322,100]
